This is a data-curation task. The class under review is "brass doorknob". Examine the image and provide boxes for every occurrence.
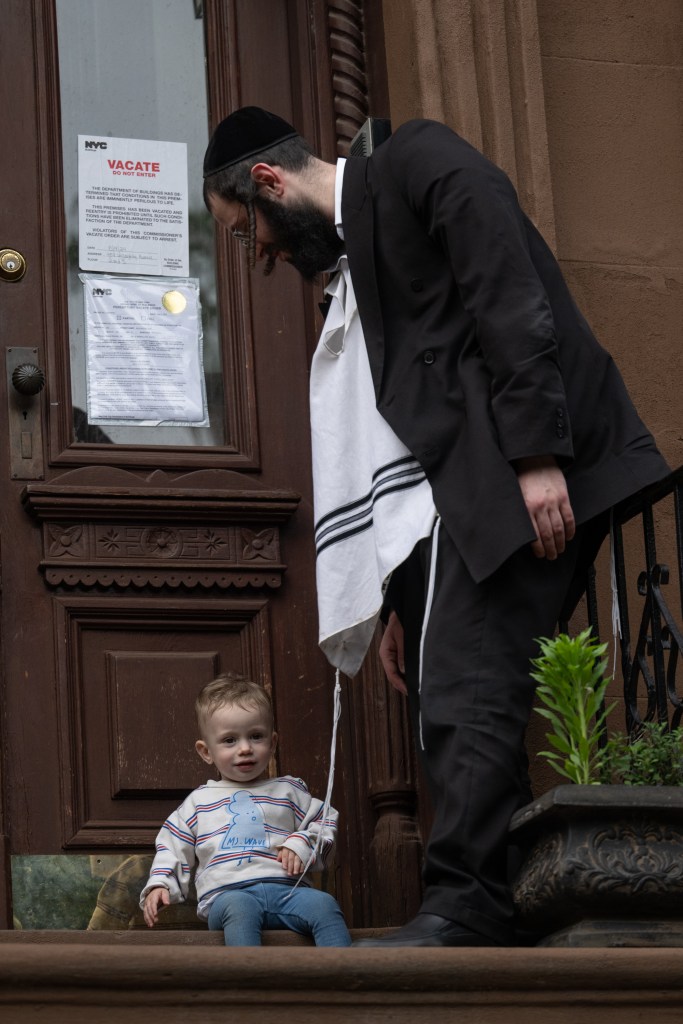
[0,248,27,282]
[11,363,46,396]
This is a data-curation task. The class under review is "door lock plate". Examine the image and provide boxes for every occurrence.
[0,248,27,282]
[6,347,44,480]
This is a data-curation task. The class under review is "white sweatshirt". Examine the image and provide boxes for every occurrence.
[139,775,338,919]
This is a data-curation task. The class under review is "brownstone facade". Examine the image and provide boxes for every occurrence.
[380,0,682,792]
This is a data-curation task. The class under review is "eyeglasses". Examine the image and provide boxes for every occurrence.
[231,227,250,247]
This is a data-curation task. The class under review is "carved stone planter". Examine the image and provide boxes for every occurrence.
[510,785,683,947]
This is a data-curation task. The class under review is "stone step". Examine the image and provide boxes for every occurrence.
[1,933,683,1023]
[0,927,381,946]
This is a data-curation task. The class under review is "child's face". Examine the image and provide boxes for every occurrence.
[195,701,276,784]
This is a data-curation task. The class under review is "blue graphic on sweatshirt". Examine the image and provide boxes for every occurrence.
[220,791,269,861]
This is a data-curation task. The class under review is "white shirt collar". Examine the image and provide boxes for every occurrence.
[334,158,346,240]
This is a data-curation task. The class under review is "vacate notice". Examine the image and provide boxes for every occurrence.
[78,135,189,276]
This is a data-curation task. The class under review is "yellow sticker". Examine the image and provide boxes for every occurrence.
[161,289,187,314]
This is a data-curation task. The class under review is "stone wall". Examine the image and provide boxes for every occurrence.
[380,0,681,467]
[537,0,682,466]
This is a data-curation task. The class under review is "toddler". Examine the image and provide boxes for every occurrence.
[140,673,351,946]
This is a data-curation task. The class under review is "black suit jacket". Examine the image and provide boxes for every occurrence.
[341,120,669,583]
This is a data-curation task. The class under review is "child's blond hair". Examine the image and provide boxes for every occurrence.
[195,672,273,734]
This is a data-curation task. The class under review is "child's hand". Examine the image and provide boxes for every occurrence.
[277,847,305,876]
[143,887,170,928]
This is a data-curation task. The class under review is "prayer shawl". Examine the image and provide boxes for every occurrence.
[310,257,437,677]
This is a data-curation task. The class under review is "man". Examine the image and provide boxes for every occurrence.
[203,107,669,947]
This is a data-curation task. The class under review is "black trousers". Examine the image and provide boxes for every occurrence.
[388,513,609,943]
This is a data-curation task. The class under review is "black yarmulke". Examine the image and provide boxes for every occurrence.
[203,106,298,177]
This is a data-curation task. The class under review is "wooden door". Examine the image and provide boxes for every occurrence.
[0,0,424,932]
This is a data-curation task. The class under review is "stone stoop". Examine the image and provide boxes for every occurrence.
[1,933,683,1023]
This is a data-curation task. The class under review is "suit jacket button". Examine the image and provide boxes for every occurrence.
[556,427,565,438]
[423,350,435,365]
[411,278,424,292]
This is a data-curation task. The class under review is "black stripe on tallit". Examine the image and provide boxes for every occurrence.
[315,476,427,557]
[314,458,425,547]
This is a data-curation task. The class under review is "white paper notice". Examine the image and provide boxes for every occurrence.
[78,135,189,276]
[81,274,208,427]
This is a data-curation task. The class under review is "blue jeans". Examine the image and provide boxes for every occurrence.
[207,882,352,947]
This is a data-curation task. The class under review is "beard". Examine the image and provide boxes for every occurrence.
[253,193,344,282]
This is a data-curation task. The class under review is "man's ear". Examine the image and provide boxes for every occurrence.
[195,739,213,765]
[251,162,285,197]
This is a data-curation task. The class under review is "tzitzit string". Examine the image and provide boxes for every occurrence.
[286,669,342,895]
[610,509,622,678]
[418,516,441,750]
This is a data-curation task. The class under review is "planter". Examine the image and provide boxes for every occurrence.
[510,784,683,947]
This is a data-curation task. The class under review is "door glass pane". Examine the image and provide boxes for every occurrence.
[56,0,225,446]
[11,854,200,930]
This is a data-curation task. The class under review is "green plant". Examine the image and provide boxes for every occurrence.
[530,628,614,784]
[600,722,683,786]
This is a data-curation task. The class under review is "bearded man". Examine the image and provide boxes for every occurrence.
[202,107,669,948]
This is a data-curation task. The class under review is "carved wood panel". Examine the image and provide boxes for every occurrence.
[53,595,272,848]
[23,467,299,591]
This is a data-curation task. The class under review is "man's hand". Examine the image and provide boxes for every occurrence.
[514,455,575,559]
[379,611,407,695]
[278,847,305,876]
[143,887,170,928]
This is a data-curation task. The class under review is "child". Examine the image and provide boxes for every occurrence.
[140,673,351,946]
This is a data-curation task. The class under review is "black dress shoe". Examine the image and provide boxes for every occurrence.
[352,913,503,948]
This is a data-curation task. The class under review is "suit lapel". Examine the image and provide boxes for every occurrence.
[341,157,385,394]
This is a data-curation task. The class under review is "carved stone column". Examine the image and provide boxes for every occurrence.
[380,0,556,247]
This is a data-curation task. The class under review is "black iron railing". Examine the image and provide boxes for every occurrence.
[582,467,683,733]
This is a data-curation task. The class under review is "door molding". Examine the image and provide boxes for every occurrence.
[22,467,299,591]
